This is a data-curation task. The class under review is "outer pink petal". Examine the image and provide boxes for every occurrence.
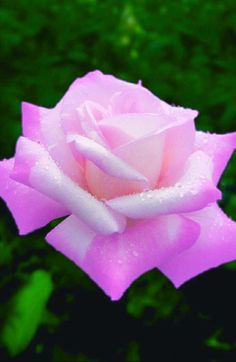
[46,214,200,300]
[22,102,46,143]
[107,151,221,219]
[22,101,85,186]
[195,131,236,184]
[159,203,236,287]
[0,158,68,235]
[11,137,126,235]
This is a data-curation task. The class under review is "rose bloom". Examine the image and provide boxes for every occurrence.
[0,71,235,300]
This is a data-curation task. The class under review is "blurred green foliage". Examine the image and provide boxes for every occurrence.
[126,270,185,324]
[205,329,236,352]
[1,270,53,356]
[0,0,236,361]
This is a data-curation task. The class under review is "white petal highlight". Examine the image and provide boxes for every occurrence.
[106,151,221,219]
[11,137,126,235]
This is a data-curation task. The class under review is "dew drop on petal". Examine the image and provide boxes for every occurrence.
[175,182,182,188]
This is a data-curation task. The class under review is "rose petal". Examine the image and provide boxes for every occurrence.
[22,102,46,143]
[22,101,85,186]
[101,114,196,188]
[67,134,148,185]
[0,158,68,235]
[86,131,165,199]
[76,101,109,145]
[109,86,162,114]
[46,215,96,261]
[99,113,169,141]
[11,137,126,235]
[106,151,221,219]
[114,132,165,189]
[60,70,180,143]
[62,70,163,111]
[159,203,236,287]
[194,131,236,184]
[46,214,200,300]
[87,117,196,200]
[99,124,132,149]
[158,115,196,186]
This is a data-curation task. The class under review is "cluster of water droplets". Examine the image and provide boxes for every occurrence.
[139,189,155,202]
[138,174,208,203]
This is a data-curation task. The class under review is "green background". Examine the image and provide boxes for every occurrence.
[0,0,236,361]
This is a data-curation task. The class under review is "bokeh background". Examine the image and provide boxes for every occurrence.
[0,0,236,361]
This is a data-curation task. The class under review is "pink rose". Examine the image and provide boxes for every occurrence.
[0,70,236,300]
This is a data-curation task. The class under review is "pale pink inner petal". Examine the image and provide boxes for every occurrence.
[0,158,68,235]
[99,113,168,140]
[106,151,221,218]
[76,101,109,145]
[46,213,200,300]
[194,131,236,184]
[109,87,163,115]
[60,70,172,145]
[161,104,198,123]
[99,116,196,194]
[159,203,236,287]
[67,134,148,185]
[114,133,165,189]
[87,118,196,201]
[99,124,132,148]
[158,117,196,186]
[86,132,165,199]
[11,137,126,235]
[66,70,164,109]
[59,70,141,139]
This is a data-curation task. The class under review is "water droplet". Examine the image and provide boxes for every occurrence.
[175,182,182,188]
[140,192,146,201]
[190,188,198,195]
[48,143,56,151]
[146,191,153,199]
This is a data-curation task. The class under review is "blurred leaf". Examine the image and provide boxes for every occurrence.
[126,341,140,362]
[1,269,53,356]
[224,261,236,270]
[205,329,236,351]
[126,270,185,324]
[53,346,97,362]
